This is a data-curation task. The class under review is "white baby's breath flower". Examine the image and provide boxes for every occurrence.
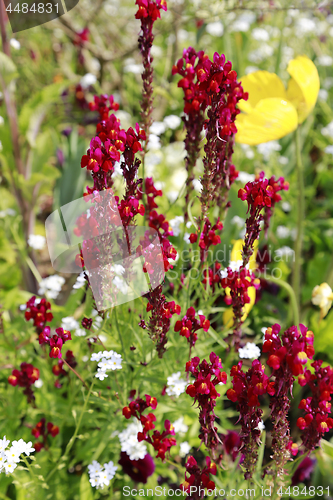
[38,275,65,299]
[275,246,294,259]
[150,121,166,136]
[183,232,191,244]
[163,114,181,129]
[231,216,245,228]
[62,317,79,330]
[173,416,188,435]
[237,172,255,184]
[322,120,333,139]
[239,342,261,360]
[169,216,184,237]
[206,21,224,37]
[257,141,281,161]
[10,39,20,50]
[251,27,269,41]
[179,441,191,457]
[119,420,147,460]
[73,272,86,289]
[28,234,46,250]
[317,55,333,67]
[80,73,97,89]
[324,145,333,155]
[34,379,43,388]
[166,372,187,397]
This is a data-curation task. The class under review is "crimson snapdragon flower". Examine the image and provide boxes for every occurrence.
[174,49,246,224]
[24,296,53,333]
[227,359,275,479]
[52,350,77,388]
[172,47,211,222]
[238,171,289,267]
[220,264,260,349]
[8,362,40,404]
[39,327,72,359]
[297,360,333,450]
[186,353,227,454]
[174,307,210,350]
[139,285,181,357]
[139,177,177,272]
[262,323,314,478]
[122,394,176,461]
[136,0,167,140]
[32,418,59,452]
[189,218,223,262]
[180,455,217,499]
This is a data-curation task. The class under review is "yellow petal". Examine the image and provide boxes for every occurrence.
[230,239,258,270]
[222,286,257,326]
[286,56,320,124]
[235,98,298,145]
[238,71,287,113]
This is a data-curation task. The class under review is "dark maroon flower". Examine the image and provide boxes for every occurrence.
[223,431,242,462]
[292,456,316,486]
[118,452,155,483]
[185,353,227,454]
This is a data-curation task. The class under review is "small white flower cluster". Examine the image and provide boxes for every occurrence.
[257,141,281,161]
[231,216,246,229]
[61,317,86,337]
[166,372,187,397]
[169,215,184,237]
[88,460,117,489]
[80,73,97,89]
[90,350,123,380]
[179,441,191,457]
[73,272,87,289]
[275,246,294,259]
[276,226,297,241]
[237,172,255,184]
[239,342,261,360]
[27,234,46,250]
[322,120,333,139]
[172,416,188,436]
[0,436,35,474]
[0,208,16,218]
[38,275,65,299]
[118,420,147,460]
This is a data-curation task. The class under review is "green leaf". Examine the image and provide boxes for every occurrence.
[79,473,94,500]
[0,53,17,85]
[19,82,67,144]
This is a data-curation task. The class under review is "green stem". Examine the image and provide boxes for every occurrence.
[46,379,95,482]
[292,126,304,318]
[21,455,41,487]
[114,308,127,363]
[264,274,300,328]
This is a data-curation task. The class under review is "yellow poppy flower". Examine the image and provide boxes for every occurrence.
[235,56,320,145]
[223,239,259,328]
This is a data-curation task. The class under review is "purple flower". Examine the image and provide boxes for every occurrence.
[118,452,155,483]
[292,456,316,486]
